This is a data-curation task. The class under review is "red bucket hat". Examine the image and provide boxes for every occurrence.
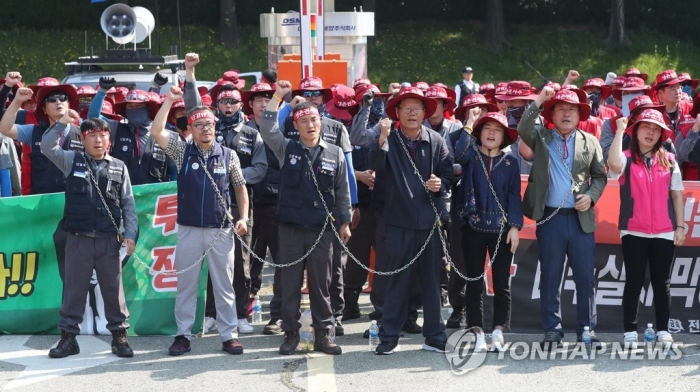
[494,81,538,101]
[209,81,239,105]
[79,99,120,122]
[543,88,591,123]
[241,83,274,114]
[112,89,160,120]
[678,72,698,90]
[412,81,429,92]
[625,108,673,140]
[221,70,246,89]
[582,78,612,100]
[425,86,457,111]
[201,94,216,110]
[619,77,652,95]
[471,112,518,148]
[454,93,499,121]
[292,77,333,102]
[624,68,648,82]
[430,83,457,102]
[610,76,628,100]
[348,84,392,117]
[35,84,78,123]
[384,86,437,121]
[167,99,186,121]
[76,86,96,97]
[28,77,60,94]
[627,95,664,118]
[653,70,681,90]
[325,85,357,121]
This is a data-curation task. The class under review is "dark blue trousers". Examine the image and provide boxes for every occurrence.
[379,224,446,344]
[536,209,597,333]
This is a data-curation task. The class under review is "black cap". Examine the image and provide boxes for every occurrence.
[462,66,473,73]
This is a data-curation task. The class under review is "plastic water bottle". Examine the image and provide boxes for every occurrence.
[581,326,592,350]
[329,316,336,342]
[252,295,263,324]
[368,321,380,351]
[644,323,655,350]
[299,310,315,351]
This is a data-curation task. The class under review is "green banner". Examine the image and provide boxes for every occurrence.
[0,182,206,335]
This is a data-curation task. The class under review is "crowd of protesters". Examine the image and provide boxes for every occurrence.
[0,58,694,357]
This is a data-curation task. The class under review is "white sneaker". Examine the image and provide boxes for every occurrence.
[204,317,217,334]
[490,329,505,352]
[473,330,488,353]
[656,331,674,349]
[238,319,254,334]
[623,331,638,349]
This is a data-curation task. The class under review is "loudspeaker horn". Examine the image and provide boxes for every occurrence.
[132,6,156,44]
[100,3,136,45]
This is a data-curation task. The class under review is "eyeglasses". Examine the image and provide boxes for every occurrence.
[45,94,68,103]
[398,106,424,114]
[191,122,216,130]
[218,98,240,105]
[303,91,323,98]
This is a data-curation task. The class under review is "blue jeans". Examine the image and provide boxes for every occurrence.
[536,209,597,333]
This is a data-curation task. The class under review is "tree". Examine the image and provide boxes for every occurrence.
[485,0,507,51]
[605,0,630,47]
[220,0,240,47]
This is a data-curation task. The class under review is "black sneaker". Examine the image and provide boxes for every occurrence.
[314,328,342,355]
[540,331,563,351]
[363,325,385,339]
[423,337,450,353]
[401,319,422,334]
[375,340,400,355]
[445,309,464,329]
[334,319,345,336]
[222,338,244,355]
[111,329,134,358]
[279,330,300,355]
[168,335,191,356]
[263,318,283,335]
[342,307,361,321]
[48,331,80,358]
[577,330,603,349]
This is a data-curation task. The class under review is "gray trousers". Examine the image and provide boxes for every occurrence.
[279,224,334,331]
[58,233,129,334]
[174,225,238,341]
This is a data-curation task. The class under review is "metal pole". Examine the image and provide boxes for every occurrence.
[176,0,183,57]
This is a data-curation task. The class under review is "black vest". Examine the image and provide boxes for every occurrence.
[216,122,260,207]
[31,124,84,195]
[63,154,124,236]
[351,145,373,207]
[111,123,169,185]
[177,143,232,228]
[247,119,281,206]
[277,142,340,231]
[283,116,343,147]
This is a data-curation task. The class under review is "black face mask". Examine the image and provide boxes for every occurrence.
[176,116,188,131]
[507,105,526,120]
[588,91,602,117]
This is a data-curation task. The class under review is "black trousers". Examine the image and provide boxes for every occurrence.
[329,220,345,319]
[461,224,514,329]
[279,224,334,331]
[205,207,253,320]
[621,234,675,332]
[342,205,376,291]
[447,206,467,310]
[250,204,279,296]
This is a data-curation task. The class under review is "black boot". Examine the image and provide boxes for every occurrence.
[111,329,134,358]
[279,330,300,355]
[314,328,342,355]
[48,330,80,358]
[342,289,362,321]
[445,308,465,329]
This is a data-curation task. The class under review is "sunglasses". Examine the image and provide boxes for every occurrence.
[219,98,240,105]
[45,94,69,103]
[303,91,323,98]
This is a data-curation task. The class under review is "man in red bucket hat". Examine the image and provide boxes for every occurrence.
[348,85,454,355]
[517,86,607,350]
[424,86,461,137]
[495,80,541,174]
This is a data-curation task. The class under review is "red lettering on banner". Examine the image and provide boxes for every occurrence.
[153,194,178,236]
[151,247,177,292]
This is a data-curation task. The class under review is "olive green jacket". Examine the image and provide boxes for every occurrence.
[517,102,607,233]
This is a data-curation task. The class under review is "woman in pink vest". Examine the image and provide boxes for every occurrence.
[608,109,685,350]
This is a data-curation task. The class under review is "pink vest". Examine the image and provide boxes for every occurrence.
[618,151,675,234]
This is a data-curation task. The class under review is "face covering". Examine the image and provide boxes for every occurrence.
[126,106,151,127]
[507,105,526,121]
[621,92,642,117]
[682,84,692,97]
[368,99,386,128]
[176,116,188,131]
[588,91,601,117]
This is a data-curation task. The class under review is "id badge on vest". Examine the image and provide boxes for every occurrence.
[213,162,226,175]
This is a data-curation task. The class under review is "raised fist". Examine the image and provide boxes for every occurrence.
[153,72,169,86]
[275,80,293,97]
[99,77,116,91]
[379,118,392,136]
[4,72,21,88]
[388,83,401,94]
[540,86,556,101]
[167,86,183,102]
[363,89,374,106]
[615,116,629,133]
[567,70,580,81]
[290,95,306,107]
[13,87,33,103]
[185,53,199,70]
[61,109,81,125]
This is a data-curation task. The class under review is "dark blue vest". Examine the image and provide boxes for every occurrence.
[351,145,373,207]
[31,124,84,195]
[177,142,232,228]
[63,154,124,236]
[111,123,169,185]
[277,142,340,231]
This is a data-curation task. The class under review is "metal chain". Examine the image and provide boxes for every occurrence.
[521,130,588,228]
[83,154,121,238]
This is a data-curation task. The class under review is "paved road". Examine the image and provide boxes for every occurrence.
[2,268,699,391]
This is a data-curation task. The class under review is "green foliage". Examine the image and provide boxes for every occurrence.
[1,22,699,88]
